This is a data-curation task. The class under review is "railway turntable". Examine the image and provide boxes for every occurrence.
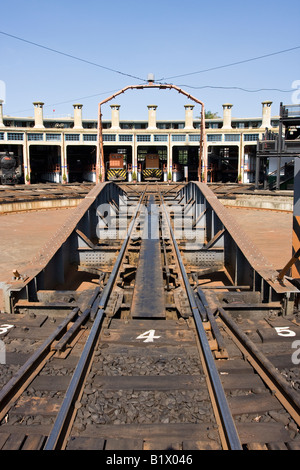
[0,182,299,451]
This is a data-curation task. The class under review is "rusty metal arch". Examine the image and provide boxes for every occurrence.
[97,80,207,183]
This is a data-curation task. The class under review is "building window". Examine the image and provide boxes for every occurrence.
[7,132,23,140]
[225,134,240,142]
[189,135,201,142]
[65,134,80,141]
[119,134,133,141]
[103,134,116,141]
[28,133,44,141]
[178,149,188,164]
[83,122,97,129]
[154,135,168,142]
[137,135,151,142]
[46,133,61,141]
[207,134,222,142]
[0,133,4,140]
[172,123,185,129]
[172,134,186,142]
[244,134,259,141]
[83,134,97,141]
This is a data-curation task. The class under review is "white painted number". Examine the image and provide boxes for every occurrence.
[136,330,161,343]
[274,326,296,337]
[0,324,14,336]
[292,340,300,365]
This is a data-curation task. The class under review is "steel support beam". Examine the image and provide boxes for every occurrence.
[2,183,126,313]
[178,182,298,313]
[292,157,300,279]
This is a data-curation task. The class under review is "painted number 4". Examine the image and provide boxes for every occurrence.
[136,330,161,343]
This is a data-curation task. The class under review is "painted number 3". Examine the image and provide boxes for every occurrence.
[136,330,161,343]
[0,324,14,335]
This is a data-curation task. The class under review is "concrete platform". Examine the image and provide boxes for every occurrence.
[227,207,293,272]
[0,208,75,311]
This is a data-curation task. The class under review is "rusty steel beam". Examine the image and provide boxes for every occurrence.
[179,182,298,314]
[2,182,125,313]
[96,81,207,183]
[292,157,300,279]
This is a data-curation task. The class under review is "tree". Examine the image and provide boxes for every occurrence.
[196,111,220,119]
[205,110,220,119]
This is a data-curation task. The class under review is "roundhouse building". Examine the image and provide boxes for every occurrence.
[0,99,283,185]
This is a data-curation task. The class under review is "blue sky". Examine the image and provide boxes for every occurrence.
[1,0,299,122]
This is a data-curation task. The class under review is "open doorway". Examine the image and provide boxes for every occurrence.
[67,146,96,183]
[208,146,239,182]
[29,145,60,183]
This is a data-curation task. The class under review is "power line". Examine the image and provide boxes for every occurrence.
[8,88,124,115]
[176,84,292,93]
[0,30,146,82]
[158,45,300,81]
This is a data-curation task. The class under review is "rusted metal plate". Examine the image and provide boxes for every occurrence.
[130,238,165,318]
[12,396,62,416]
[131,196,165,318]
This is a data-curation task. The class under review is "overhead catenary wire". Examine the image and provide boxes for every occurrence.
[0,30,146,83]
[175,84,292,93]
[1,29,299,88]
[9,88,125,115]
[1,29,299,114]
[158,45,300,81]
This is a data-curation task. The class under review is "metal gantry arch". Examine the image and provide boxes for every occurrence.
[96,79,207,183]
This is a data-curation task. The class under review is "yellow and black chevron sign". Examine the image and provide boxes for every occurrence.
[142,169,162,179]
[107,169,127,180]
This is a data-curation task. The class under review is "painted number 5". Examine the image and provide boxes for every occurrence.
[274,326,296,337]
[136,330,161,343]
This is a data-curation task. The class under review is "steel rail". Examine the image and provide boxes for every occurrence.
[217,305,300,427]
[0,307,80,422]
[44,187,148,450]
[158,190,242,451]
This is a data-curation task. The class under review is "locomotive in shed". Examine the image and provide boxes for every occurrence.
[142,154,162,181]
[106,153,127,181]
[0,152,21,185]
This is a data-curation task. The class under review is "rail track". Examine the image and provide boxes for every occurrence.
[0,182,299,451]
[0,183,93,214]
